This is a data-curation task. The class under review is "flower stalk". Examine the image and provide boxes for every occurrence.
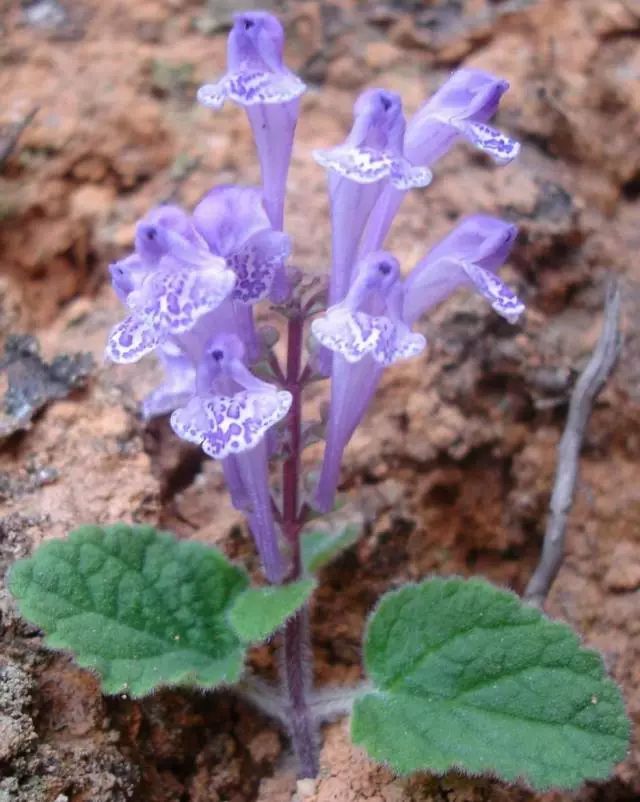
[104,8,523,778]
[280,312,319,776]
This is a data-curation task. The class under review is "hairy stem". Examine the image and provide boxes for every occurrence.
[280,313,319,778]
[283,314,304,545]
[283,608,318,776]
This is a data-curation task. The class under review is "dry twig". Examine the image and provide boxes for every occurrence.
[524,279,622,607]
[0,107,38,170]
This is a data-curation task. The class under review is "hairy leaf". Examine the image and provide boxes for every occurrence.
[352,577,629,790]
[301,523,361,573]
[229,579,315,642]
[9,524,249,696]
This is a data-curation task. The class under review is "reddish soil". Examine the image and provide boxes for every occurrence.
[1,0,639,800]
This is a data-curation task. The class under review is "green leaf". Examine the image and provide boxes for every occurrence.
[8,524,250,697]
[229,579,315,643]
[351,577,629,790]
[301,523,361,573]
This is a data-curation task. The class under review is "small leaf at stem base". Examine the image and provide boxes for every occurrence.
[229,579,316,643]
[351,577,629,790]
[301,523,361,573]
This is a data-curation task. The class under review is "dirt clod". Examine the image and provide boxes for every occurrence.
[0,335,93,438]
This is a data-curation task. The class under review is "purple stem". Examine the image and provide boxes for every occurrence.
[280,314,319,778]
[283,607,317,776]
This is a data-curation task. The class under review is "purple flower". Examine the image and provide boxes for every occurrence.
[197,11,305,109]
[193,184,291,361]
[106,188,290,367]
[198,11,306,230]
[106,205,236,364]
[170,334,291,582]
[360,68,520,255]
[403,214,523,325]
[405,68,519,167]
[311,252,425,366]
[105,9,526,590]
[313,215,522,512]
[314,89,432,190]
[170,334,292,461]
[193,185,290,304]
[314,89,432,305]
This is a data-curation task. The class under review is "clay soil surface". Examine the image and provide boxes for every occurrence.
[1,0,640,800]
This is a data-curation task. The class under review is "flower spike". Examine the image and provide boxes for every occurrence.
[198,12,306,230]
[104,11,527,600]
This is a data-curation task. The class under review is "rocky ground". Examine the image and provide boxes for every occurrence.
[1,0,639,800]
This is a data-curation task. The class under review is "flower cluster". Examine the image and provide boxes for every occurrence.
[106,10,523,578]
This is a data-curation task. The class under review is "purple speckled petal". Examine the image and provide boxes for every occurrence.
[372,322,426,366]
[311,307,387,362]
[314,146,393,184]
[201,389,292,460]
[105,315,160,364]
[388,159,433,190]
[314,148,433,190]
[198,70,305,108]
[229,229,291,303]
[454,120,520,165]
[196,80,228,109]
[129,262,236,335]
[461,260,524,323]
[403,215,519,324]
[170,396,209,445]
